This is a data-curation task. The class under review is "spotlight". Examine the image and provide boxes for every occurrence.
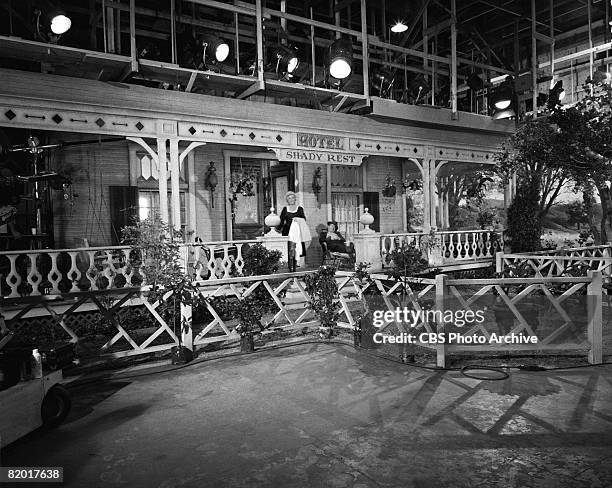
[48,11,71,35]
[371,68,395,97]
[407,74,430,104]
[492,107,516,120]
[466,73,484,91]
[391,20,408,33]
[201,33,230,65]
[33,7,71,43]
[491,76,514,110]
[271,45,300,81]
[547,80,565,109]
[328,39,353,80]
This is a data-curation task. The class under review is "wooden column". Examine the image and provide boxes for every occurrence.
[157,138,169,225]
[360,0,370,98]
[255,0,265,82]
[450,0,458,118]
[169,138,181,232]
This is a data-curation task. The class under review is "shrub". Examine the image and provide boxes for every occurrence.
[385,242,429,279]
[304,266,341,338]
[242,243,282,276]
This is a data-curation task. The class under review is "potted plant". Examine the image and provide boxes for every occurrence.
[382,174,397,198]
[122,216,202,364]
[214,293,268,352]
[303,266,341,339]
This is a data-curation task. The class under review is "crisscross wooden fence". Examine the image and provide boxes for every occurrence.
[496,244,612,279]
[0,266,603,367]
[335,270,603,368]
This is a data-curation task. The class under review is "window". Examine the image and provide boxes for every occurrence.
[138,190,186,232]
[330,165,363,242]
[331,193,360,242]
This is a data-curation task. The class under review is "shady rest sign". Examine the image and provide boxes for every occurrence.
[271,132,366,165]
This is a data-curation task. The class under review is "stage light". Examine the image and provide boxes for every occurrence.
[329,39,353,80]
[491,76,514,110]
[201,33,230,64]
[48,11,71,35]
[547,80,565,109]
[466,73,484,91]
[407,74,430,104]
[271,45,300,81]
[371,68,395,97]
[33,7,71,43]
[391,20,408,33]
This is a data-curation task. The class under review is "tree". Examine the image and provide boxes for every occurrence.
[495,119,571,219]
[550,81,612,242]
[436,164,494,229]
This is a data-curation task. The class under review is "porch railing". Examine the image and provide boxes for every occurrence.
[0,240,264,298]
[381,229,504,268]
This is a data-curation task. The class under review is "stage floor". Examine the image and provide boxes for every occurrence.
[2,343,612,487]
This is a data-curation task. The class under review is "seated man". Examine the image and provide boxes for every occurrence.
[325,222,355,259]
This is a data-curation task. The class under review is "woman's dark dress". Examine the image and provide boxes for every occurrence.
[279,206,307,257]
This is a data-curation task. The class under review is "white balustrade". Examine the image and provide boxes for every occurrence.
[380,229,504,268]
[0,240,268,298]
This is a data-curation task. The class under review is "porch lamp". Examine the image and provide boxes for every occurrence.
[204,161,218,208]
[202,33,230,65]
[328,39,353,80]
[272,44,300,81]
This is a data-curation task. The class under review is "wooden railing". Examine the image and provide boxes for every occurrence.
[0,240,265,298]
[496,244,612,279]
[336,270,603,367]
[381,229,504,268]
[0,268,603,366]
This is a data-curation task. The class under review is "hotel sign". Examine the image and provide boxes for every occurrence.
[277,148,365,165]
[297,132,345,150]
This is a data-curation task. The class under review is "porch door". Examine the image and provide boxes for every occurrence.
[270,162,295,214]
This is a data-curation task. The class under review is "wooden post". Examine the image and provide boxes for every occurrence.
[169,138,181,233]
[495,251,503,274]
[129,0,137,72]
[450,0,457,119]
[360,0,369,98]
[157,138,170,226]
[587,270,603,364]
[181,303,193,353]
[422,158,431,231]
[435,273,448,368]
[255,0,265,82]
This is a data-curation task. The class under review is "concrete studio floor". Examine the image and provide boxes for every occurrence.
[2,343,612,488]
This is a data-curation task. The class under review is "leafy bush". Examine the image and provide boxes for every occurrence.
[213,292,269,337]
[476,206,497,229]
[242,243,283,276]
[385,242,429,279]
[304,266,341,337]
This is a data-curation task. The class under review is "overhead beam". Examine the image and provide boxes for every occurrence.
[235,80,264,99]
